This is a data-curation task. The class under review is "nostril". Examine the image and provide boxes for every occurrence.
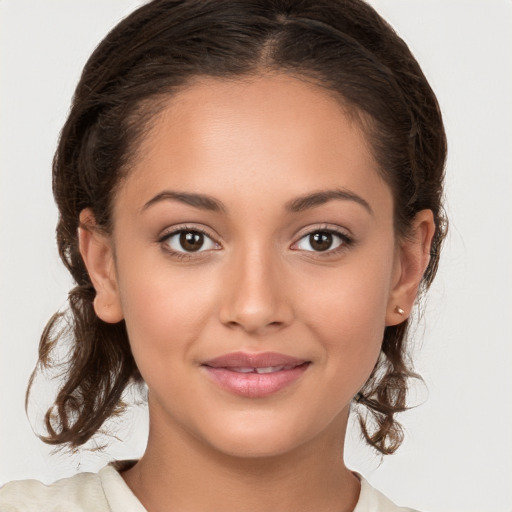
[218,281,294,333]
[222,318,286,335]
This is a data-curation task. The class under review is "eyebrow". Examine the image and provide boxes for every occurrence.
[142,191,226,213]
[285,189,373,215]
[142,188,372,216]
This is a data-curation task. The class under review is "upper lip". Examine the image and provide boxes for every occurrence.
[202,352,308,369]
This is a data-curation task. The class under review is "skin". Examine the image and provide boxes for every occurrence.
[79,73,434,512]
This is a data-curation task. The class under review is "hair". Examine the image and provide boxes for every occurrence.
[28,0,447,455]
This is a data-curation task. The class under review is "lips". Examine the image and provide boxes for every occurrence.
[202,352,310,398]
[222,364,300,374]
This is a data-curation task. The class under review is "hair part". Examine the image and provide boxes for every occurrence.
[28,0,447,455]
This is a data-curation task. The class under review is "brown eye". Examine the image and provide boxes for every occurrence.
[294,230,349,253]
[309,232,333,251]
[180,231,204,252]
[163,229,218,253]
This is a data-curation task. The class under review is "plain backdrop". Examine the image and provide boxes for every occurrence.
[1,1,511,511]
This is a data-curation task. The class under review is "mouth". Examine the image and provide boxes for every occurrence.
[220,363,305,374]
[201,352,310,398]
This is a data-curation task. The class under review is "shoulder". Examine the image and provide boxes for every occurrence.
[0,463,146,512]
[0,470,109,512]
[355,474,420,512]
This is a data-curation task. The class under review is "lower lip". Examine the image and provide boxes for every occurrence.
[203,363,310,398]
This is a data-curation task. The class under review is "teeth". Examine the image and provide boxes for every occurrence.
[255,365,284,374]
[227,364,302,374]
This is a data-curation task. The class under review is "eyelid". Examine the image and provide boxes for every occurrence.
[290,225,354,254]
[158,224,222,254]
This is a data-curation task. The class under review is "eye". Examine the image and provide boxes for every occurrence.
[162,229,219,253]
[294,230,349,252]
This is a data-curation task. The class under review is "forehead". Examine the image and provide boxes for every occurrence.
[116,73,391,217]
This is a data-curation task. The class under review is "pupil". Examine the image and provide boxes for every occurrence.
[310,232,332,251]
[180,231,204,252]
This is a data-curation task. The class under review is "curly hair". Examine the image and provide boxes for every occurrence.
[28,0,447,455]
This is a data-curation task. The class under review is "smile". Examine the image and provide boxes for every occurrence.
[202,352,310,398]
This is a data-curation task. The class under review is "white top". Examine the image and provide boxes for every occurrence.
[0,463,418,512]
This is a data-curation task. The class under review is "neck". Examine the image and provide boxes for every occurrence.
[122,408,359,512]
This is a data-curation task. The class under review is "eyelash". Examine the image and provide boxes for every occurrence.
[291,226,354,258]
[157,225,354,260]
[158,225,219,261]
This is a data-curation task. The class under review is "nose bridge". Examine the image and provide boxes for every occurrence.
[219,238,291,334]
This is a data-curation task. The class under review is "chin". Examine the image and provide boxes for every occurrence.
[205,428,308,460]
[195,407,348,460]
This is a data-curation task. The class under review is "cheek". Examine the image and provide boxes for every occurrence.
[296,249,395,382]
[116,259,219,375]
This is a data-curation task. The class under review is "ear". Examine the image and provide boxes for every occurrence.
[386,209,436,326]
[78,208,123,323]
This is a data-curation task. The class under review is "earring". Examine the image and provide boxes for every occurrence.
[394,306,405,316]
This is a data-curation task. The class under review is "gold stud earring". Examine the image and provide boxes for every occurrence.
[395,306,405,316]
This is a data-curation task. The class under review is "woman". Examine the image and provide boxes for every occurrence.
[0,0,447,510]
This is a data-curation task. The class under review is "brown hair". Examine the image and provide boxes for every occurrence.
[28,0,447,455]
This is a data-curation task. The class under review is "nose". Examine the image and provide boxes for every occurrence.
[218,245,294,335]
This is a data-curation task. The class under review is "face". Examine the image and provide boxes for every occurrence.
[83,74,418,458]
